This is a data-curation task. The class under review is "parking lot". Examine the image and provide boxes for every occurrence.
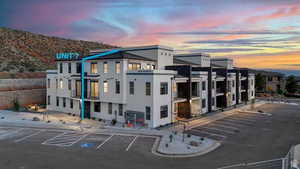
[0,103,299,169]
[187,111,270,141]
[0,127,157,153]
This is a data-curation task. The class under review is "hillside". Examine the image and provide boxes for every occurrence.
[0,27,115,72]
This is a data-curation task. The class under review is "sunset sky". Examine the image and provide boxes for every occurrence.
[1,0,300,71]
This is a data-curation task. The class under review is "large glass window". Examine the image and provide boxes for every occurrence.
[59,63,63,73]
[202,99,206,108]
[115,62,120,73]
[59,79,63,89]
[70,99,73,109]
[145,82,151,96]
[128,63,141,70]
[103,81,108,93]
[75,80,81,97]
[68,80,71,90]
[90,81,99,98]
[129,81,134,95]
[91,62,98,74]
[68,63,71,73]
[202,81,206,91]
[47,95,50,105]
[103,62,108,73]
[76,63,81,74]
[63,97,66,107]
[108,103,112,114]
[160,82,168,95]
[56,97,59,107]
[160,105,168,119]
[94,102,100,112]
[146,106,151,120]
[47,79,50,88]
[118,104,123,116]
[116,81,120,94]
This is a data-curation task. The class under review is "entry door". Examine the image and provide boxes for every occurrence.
[84,101,90,118]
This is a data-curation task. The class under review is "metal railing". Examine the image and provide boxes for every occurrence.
[71,90,99,100]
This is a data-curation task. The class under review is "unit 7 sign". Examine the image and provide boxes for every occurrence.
[56,53,80,60]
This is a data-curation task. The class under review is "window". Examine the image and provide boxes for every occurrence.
[103,62,108,73]
[146,64,151,70]
[152,65,155,70]
[103,81,108,93]
[94,102,100,112]
[115,81,120,94]
[76,63,81,74]
[212,97,215,106]
[59,79,63,89]
[232,94,235,101]
[202,81,206,91]
[47,96,50,105]
[128,63,141,70]
[70,99,73,109]
[108,103,112,114]
[146,106,151,120]
[68,80,71,90]
[129,81,134,95]
[145,82,151,96]
[160,82,168,95]
[68,63,71,73]
[160,105,168,119]
[75,80,81,97]
[202,99,206,108]
[115,62,120,73]
[212,81,215,89]
[118,104,123,116]
[252,91,254,96]
[251,79,254,86]
[56,79,58,89]
[47,79,50,88]
[232,80,235,88]
[63,98,66,107]
[90,81,99,98]
[91,62,98,74]
[59,63,63,73]
[56,97,59,106]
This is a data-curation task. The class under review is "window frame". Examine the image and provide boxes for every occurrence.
[103,62,108,73]
[129,81,134,95]
[90,62,98,74]
[145,82,151,96]
[68,62,72,74]
[146,106,151,120]
[103,81,108,93]
[160,105,168,119]
[108,103,112,114]
[94,102,101,112]
[115,80,120,94]
[160,82,168,95]
[115,62,121,74]
[118,104,123,116]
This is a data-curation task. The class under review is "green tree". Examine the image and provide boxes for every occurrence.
[286,75,297,93]
[255,73,265,92]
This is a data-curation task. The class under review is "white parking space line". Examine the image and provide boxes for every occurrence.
[208,123,239,130]
[0,128,25,138]
[191,129,227,139]
[197,126,236,134]
[214,121,247,127]
[42,132,67,145]
[96,134,114,149]
[125,136,138,151]
[222,118,253,125]
[226,116,257,123]
[43,132,89,147]
[14,129,45,143]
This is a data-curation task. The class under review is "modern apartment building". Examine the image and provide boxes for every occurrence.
[46,45,255,128]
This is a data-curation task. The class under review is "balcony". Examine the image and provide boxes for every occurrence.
[71,90,99,100]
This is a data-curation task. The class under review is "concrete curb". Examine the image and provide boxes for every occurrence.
[151,138,221,158]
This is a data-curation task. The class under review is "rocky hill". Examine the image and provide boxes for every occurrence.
[0,27,115,72]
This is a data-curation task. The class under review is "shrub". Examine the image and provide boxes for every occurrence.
[111,119,117,125]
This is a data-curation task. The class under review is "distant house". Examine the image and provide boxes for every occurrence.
[252,70,285,94]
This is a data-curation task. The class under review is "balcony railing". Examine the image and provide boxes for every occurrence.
[71,90,99,100]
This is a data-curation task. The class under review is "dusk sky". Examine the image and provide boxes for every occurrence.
[1,0,300,70]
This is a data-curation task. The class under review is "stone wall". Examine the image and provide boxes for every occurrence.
[0,78,46,109]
